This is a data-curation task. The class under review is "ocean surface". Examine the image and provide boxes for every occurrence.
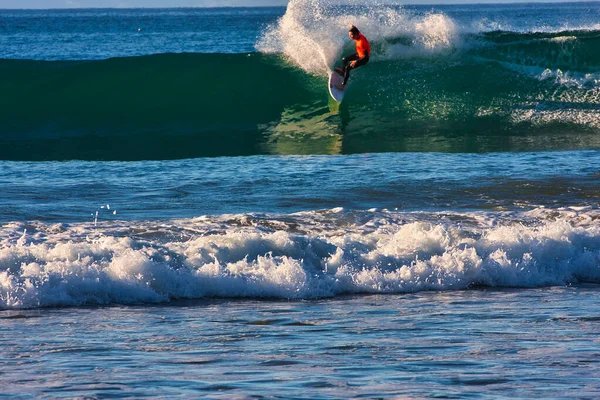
[1,1,600,398]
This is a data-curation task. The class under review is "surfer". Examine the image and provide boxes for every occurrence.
[338,25,371,87]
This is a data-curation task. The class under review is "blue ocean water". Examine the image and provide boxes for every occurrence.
[1,1,600,398]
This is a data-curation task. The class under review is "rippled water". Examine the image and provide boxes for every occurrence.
[2,287,599,398]
[2,3,600,397]
[2,151,600,223]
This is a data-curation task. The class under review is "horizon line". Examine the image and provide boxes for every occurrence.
[1,0,599,11]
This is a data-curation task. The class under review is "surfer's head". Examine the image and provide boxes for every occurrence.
[349,25,360,40]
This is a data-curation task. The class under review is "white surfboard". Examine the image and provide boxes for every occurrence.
[328,69,345,102]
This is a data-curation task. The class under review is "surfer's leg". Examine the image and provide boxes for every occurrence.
[342,53,358,67]
[343,55,369,85]
[343,54,359,85]
[354,56,369,69]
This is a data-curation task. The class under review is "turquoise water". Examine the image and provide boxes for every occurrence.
[1,1,600,398]
[1,3,600,159]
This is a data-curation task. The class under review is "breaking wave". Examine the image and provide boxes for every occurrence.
[1,0,599,160]
[1,207,600,308]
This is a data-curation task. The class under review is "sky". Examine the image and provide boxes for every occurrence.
[0,0,287,8]
[0,0,596,8]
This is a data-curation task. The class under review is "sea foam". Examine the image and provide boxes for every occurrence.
[1,208,599,308]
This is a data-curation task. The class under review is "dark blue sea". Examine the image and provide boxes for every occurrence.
[1,1,600,398]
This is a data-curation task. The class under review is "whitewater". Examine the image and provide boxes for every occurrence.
[2,151,600,309]
[1,1,600,398]
[3,206,600,308]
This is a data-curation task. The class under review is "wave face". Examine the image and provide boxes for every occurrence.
[0,53,318,160]
[1,3,600,160]
[1,207,600,309]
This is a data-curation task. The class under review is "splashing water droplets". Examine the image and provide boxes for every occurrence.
[256,0,460,76]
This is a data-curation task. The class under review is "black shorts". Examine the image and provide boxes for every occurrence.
[343,53,369,69]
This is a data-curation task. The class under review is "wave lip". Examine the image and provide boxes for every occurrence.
[2,208,599,309]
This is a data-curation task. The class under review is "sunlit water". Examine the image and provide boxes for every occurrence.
[2,3,600,398]
[2,288,600,398]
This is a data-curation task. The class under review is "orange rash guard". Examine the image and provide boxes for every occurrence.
[356,33,371,59]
